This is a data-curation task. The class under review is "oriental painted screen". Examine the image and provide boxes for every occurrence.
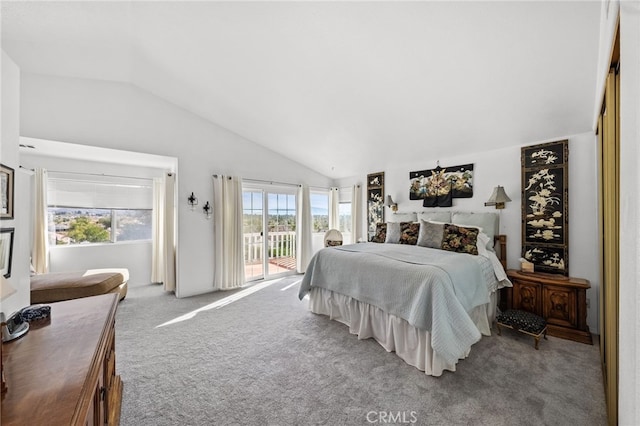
[521,140,569,275]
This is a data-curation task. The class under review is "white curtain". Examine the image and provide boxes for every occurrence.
[151,173,176,292]
[328,187,339,230]
[351,184,363,244]
[296,184,312,273]
[32,168,49,273]
[213,175,245,290]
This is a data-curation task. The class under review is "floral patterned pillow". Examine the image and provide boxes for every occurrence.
[441,224,479,255]
[371,223,387,243]
[399,222,420,245]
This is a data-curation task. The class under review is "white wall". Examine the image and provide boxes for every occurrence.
[48,242,152,285]
[336,132,600,333]
[1,50,31,316]
[19,73,333,298]
[616,2,640,424]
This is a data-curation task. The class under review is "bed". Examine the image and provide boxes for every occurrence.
[298,211,511,376]
[30,268,129,304]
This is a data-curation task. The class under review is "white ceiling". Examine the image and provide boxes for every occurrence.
[1,1,601,179]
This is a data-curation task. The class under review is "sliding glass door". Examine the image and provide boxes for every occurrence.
[266,192,297,276]
[243,187,297,281]
[243,190,265,281]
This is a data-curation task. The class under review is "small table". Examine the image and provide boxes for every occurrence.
[503,269,592,344]
[496,309,548,349]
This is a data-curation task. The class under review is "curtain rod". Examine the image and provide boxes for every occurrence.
[213,174,358,191]
[214,175,301,188]
[46,169,156,181]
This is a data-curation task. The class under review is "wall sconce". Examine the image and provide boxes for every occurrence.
[386,195,398,212]
[187,192,198,210]
[203,201,212,219]
[484,186,512,209]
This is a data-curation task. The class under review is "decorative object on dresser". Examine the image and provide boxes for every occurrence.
[367,172,385,240]
[1,293,123,425]
[502,269,592,345]
[521,139,569,275]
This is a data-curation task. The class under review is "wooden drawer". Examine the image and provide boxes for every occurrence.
[512,279,541,314]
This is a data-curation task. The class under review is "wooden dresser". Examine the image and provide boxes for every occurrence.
[503,269,592,344]
[1,294,123,425]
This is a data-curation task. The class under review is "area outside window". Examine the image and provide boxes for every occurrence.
[48,208,152,245]
[47,172,153,246]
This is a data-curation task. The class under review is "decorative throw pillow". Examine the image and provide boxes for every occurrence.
[417,220,445,249]
[441,224,479,255]
[371,223,387,243]
[399,222,420,245]
[384,222,402,243]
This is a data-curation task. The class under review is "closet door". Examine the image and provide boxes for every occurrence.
[599,61,619,426]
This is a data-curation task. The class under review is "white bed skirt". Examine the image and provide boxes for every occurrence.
[308,287,497,376]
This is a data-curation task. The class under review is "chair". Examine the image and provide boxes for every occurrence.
[324,229,343,247]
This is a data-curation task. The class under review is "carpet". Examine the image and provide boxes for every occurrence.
[115,275,606,426]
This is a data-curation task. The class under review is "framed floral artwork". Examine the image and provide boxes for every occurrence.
[521,140,569,275]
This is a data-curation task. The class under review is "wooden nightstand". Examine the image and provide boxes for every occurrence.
[502,269,592,345]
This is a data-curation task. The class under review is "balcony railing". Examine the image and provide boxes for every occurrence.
[244,231,296,265]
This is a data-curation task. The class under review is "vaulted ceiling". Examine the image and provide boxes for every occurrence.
[2,1,601,179]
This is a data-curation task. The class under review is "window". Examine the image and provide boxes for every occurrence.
[339,202,352,234]
[47,173,153,245]
[310,191,329,233]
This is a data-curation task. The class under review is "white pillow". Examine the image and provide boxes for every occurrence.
[417,211,452,223]
[384,222,402,243]
[476,232,491,257]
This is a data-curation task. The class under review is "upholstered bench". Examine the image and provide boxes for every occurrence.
[496,309,547,349]
[30,268,129,304]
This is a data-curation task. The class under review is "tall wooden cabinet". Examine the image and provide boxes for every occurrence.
[1,294,122,425]
[503,269,592,345]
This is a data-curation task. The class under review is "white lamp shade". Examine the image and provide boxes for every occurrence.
[485,186,512,208]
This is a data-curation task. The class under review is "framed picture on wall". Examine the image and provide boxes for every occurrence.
[521,139,569,275]
[1,164,14,220]
[0,228,15,278]
[409,163,474,201]
[367,172,385,239]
